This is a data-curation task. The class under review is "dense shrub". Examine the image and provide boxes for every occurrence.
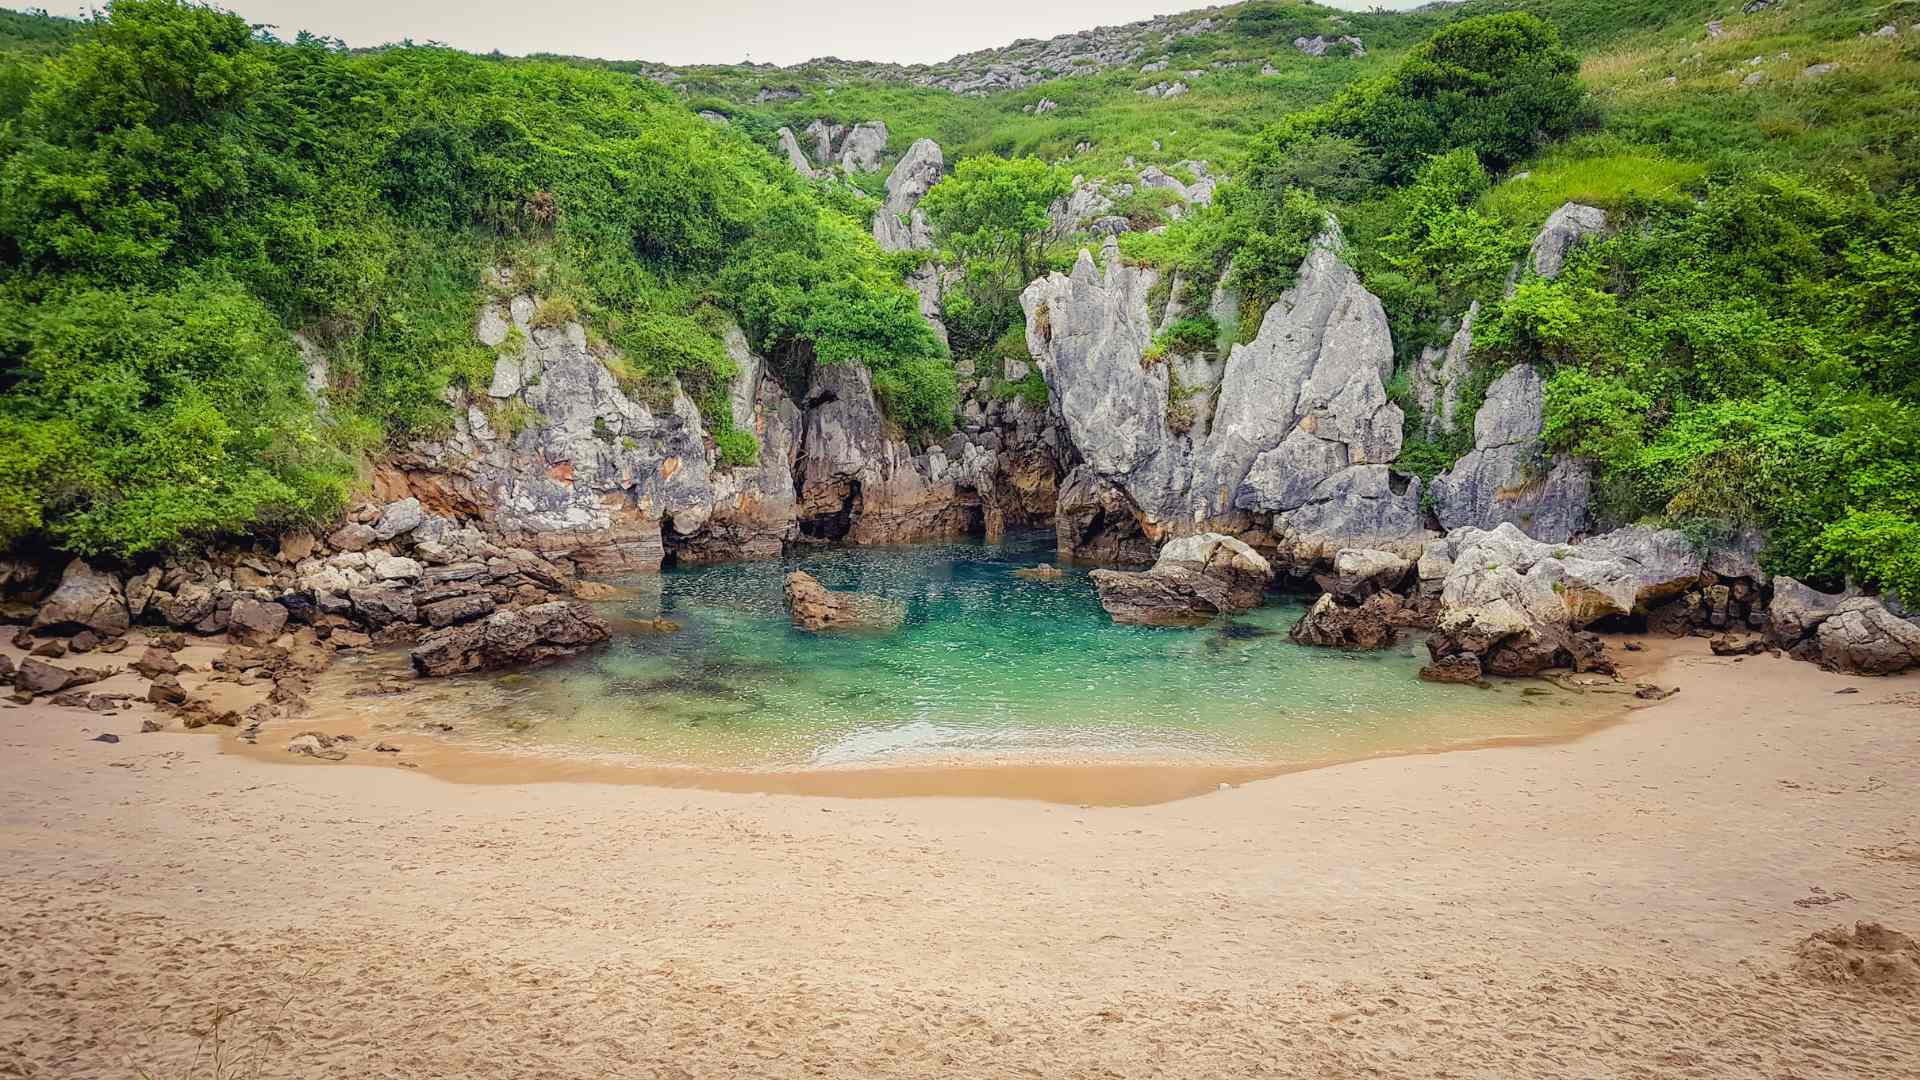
[0,0,956,556]
[1260,13,1594,184]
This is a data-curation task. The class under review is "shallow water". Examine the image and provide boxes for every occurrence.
[318,532,1597,771]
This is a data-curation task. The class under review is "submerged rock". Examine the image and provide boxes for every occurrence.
[410,601,610,677]
[783,571,905,632]
[1089,533,1273,626]
[1289,591,1402,650]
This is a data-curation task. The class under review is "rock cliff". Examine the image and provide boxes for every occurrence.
[1021,226,1422,564]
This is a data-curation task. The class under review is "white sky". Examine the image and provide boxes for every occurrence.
[38,0,1433,66]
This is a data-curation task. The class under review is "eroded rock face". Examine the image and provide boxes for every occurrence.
[1289,591,1402,650]
[1411,303,1476,440]
[390,290,716,573]
[873,138,944,253]
[1089,533,1273,625]
[783,571,904,631]
[1429,365,1591,543]
[1768,576,1853,645]
[797,362,982,545]
[674,325,802,565]
[31,560,129,637]
[1525,203,1608,281]
[1426,522,1701,675]
[410,601,610,677]
[1814,598,1920,675]
[1023,227,1419,556]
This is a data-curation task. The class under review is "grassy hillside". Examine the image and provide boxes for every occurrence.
[1,0,1915,600]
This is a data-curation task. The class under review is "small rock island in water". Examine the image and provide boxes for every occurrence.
[1,0,1917,1075]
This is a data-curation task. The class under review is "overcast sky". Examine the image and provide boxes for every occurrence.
[40,0,1434,66]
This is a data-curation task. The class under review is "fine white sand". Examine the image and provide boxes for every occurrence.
[2,638,1917,1078]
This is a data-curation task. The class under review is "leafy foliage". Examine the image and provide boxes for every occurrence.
[0,0,955,556]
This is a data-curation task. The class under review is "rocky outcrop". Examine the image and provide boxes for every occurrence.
[410,600,610,677]
[1429,365,1592,543]
[1053,466,1154,565]
[31,560,130,637]
[1023,226,1421,559]
[780,120,891,178]
[1425,523,1702,676]
[1410,303,1476,440]
[1524,203,1608,282]
[870,138,951,345]
[674,326,802,564]
[782,570,905,631]
[1763,578,1920,675]
[388,285,715,572]
[1814,599,1920,675]
[1316,548,1411,601]
[796,362,984,544]
[1089,533,1273,626]
[873,138,943,253]
[1289,591,1402,650]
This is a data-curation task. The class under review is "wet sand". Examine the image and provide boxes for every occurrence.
[2,636,1917,1077]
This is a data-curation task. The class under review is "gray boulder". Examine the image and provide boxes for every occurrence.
[410,601,610,677]
[776,127,815,178]
[372,498,426,541]
[1317,548,1412,600]
[1430,365,1591,543]
[1525,203,1609,282]
[1814,598,1920,675]
[1768,576,1852,643]
[836,121,889,173]
[1426,522,1702,675]
[32,559,130,637]
[1089,533,1273,626]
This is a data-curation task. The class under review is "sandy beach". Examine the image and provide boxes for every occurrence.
[2,638,1917,1078]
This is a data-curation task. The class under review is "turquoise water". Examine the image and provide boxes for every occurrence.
[348,532,1593,771]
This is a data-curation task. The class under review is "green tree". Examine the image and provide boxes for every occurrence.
[1272,12,1594,184]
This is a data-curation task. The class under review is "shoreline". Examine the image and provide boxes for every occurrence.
[199,636,1685,806]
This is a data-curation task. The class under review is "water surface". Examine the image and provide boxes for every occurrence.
[313,533,1596,774]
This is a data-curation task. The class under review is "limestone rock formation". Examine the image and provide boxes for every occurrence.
[783,571,905,631]
[1426,523,1701,676]
[1316,548,1412,601]
[31,559,130,637]
[873,138,944,253]
[1767,576,1853,644]
[1429,365,1592,543]
[387,288,716,572]
[410,600,610,677]
[1813,598,1920,675]
[676,325,802,564]
[796,363,983,544]
[1289,591,1402,650]
[1089,533,1273,626]
[1023,227,1420,557]
[1410,303,1476,440]
[1525,203,1609,281]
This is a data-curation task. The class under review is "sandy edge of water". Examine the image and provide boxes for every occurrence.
[228,635,1683,806]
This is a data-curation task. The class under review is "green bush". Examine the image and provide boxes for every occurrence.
[1264,12,1595,184]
